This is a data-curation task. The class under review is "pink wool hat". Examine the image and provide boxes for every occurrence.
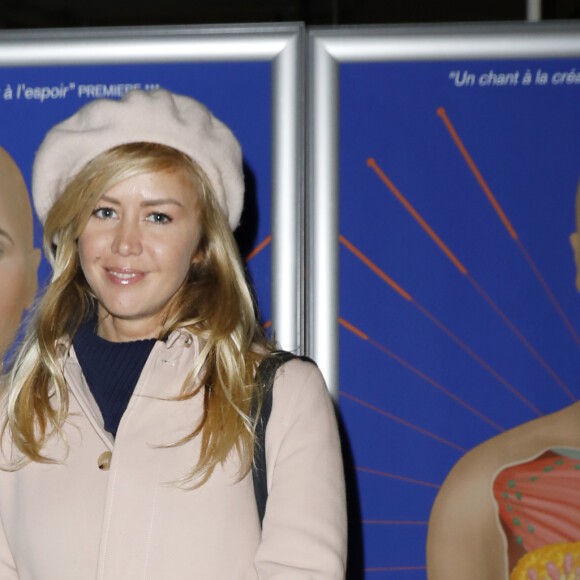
[32,89,244,229]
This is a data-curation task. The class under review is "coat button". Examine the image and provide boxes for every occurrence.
[97,451,112,471]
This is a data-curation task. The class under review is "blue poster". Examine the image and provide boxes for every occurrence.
[339,58,580,576]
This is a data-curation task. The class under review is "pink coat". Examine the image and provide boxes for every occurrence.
[0,331,347,578]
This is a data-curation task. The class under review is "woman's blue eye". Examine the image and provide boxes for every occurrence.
[93,207,116,219]
[147,212,172,224]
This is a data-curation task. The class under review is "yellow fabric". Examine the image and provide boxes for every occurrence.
[511,541,580,580]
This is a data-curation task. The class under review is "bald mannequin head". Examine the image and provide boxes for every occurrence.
[0,146,40,362]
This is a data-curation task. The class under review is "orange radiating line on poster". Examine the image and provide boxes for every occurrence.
[412,300,541,415]
[339,240,540,415]
[517,241,580,348]
[339,235,411,301]
[339,316,369,340]
[366,160,575,402]
[341,389,467,451]
[366,566,427,572]
[245,234,271,263]
[339,320,505,431]
[437,107,517,239]
[367,157,467,275]
[438,107,580,351]
[356,466,441,489]
[363,520,428,525]
[467,274,575,400]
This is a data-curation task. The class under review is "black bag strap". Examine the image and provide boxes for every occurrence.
[251,351,313,527]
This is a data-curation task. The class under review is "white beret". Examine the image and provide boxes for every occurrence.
[32,89,244,229]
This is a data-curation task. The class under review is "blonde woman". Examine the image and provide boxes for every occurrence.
[0,89,346,579]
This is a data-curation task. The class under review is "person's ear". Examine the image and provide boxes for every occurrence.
[190,249,202,265]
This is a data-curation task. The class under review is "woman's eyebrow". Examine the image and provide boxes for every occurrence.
[100,195,120,205]
[141,198,184,208]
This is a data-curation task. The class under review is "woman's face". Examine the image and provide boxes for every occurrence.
[0,150,39,360]
[78,169,202,342]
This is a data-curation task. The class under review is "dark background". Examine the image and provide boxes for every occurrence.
[0,0,578,29]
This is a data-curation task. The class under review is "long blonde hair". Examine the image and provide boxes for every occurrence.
[4,142,272,485]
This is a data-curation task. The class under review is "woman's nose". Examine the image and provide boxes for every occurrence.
[111,219,142,256]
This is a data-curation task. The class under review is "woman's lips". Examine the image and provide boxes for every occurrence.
[105,268,146,286]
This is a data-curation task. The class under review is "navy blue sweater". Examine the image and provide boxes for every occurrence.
[73,321,156,437]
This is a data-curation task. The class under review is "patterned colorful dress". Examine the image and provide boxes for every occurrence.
[493,449,580,579]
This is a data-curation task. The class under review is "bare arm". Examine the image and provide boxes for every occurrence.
[427,445,508,580]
